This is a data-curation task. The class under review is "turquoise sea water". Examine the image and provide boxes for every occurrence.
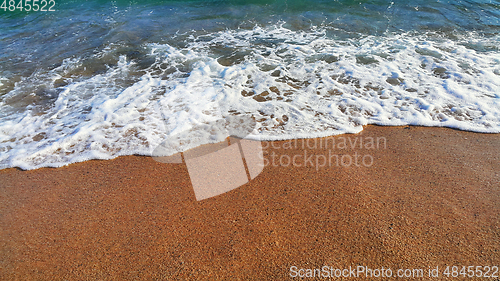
[1,0,499,72]
[0,0,499,169]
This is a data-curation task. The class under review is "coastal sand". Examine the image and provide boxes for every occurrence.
[1,126,499,280]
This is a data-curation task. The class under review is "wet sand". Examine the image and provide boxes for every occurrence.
[1,125,499,280]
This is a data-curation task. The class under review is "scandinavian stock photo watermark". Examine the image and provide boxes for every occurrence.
[289,265,499,279]
[261,135,387,171]
[152,115,388,201]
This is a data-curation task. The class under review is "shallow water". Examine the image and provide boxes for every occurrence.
[0,0,499,169]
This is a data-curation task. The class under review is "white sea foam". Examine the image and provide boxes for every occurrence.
[1,25,499,170]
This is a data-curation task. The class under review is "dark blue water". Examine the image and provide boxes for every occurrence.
[1,0,498,80]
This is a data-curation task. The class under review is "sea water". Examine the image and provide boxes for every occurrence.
[0,0,499,169]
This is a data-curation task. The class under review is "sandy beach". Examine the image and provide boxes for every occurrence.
[1,125,499,280]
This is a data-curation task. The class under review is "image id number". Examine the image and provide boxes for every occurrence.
[1,0,55,12]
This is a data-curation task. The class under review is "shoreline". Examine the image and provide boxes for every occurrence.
[1,125,499,280]
[3,124,498,173]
